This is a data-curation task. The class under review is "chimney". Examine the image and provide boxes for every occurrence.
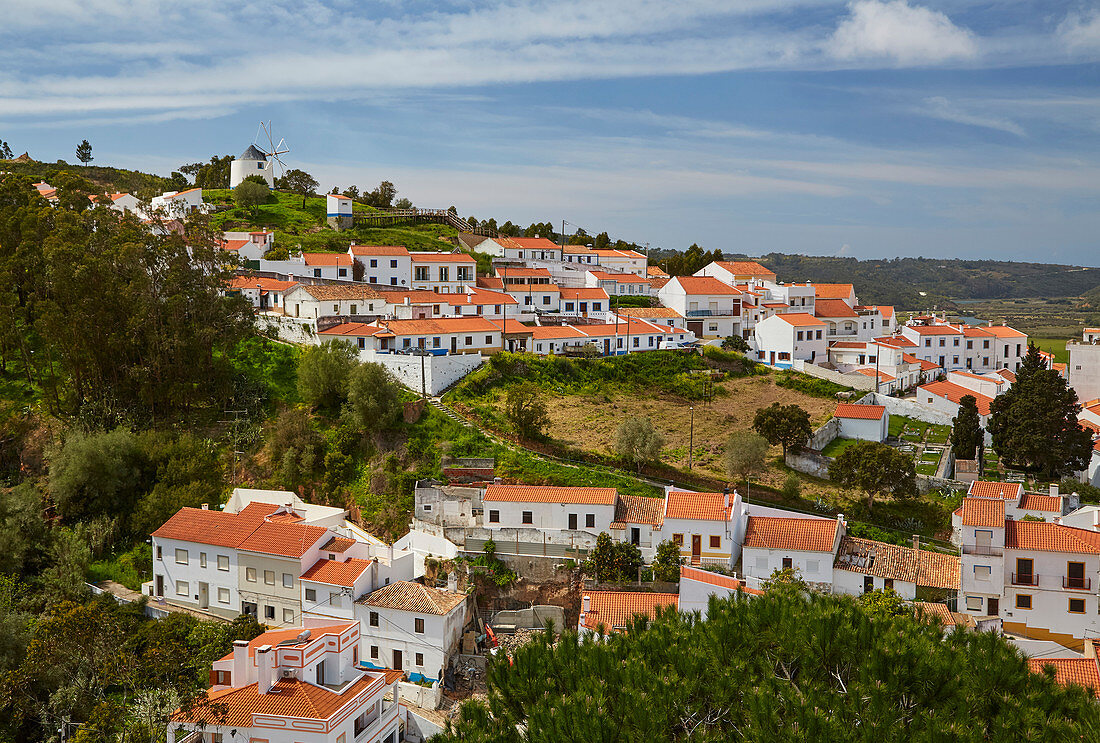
[257,645,275,694]
[1050,483,1059,498]
[582,594,591,613]
[448,572,458,592]
[1086,639,1098,661]
[201,503,209,510]
[232,639,249,686]
[912,534,919,550]
[723,487,730,510]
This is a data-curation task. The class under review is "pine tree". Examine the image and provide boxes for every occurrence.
[950,394,983,460]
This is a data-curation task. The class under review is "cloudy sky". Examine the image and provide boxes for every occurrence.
[2,0,1099,263]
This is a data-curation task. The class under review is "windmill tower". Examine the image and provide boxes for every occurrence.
[229,122,290,189]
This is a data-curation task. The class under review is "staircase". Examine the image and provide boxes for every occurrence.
[428,397,471,427]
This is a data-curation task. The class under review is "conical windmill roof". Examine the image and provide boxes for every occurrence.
[239,144,268,161]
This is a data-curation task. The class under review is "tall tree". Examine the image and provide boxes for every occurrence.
[951,394,983,461]
[75,139,93,165]
[724,430,768,498]
[652,539,682,582]
[234,178,269,215]
[279,168,319,207]
[0,140,12,160]
[297,342,357,412]
[988,344,1093,478]
[345,362,402,434]
[614,416,664,473]
[829,440,916,510]
[505,382,550,439]
[752,403,812,458]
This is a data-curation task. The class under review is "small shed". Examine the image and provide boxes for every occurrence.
[834,403,888,443]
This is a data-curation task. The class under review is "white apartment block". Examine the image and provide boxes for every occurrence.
[657,276,742,339]
[410,252,476,292]
[753,312,827,366]
[349,245,412,288]
[900,319,1027,372]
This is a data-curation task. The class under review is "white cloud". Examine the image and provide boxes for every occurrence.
[1059,11,1100,51]
[828,1,977,65]
[919,96,1025,136]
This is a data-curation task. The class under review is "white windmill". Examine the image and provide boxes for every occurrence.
[229,121,291,189]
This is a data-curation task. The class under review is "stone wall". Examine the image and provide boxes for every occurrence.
[860,392,955,427]
[361,350,484,396]
[792,359,876,390]
[807,417,840,451]
[785,450,833,478]
[257,313,317,345]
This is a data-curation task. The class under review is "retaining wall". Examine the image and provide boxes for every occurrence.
[361,350,484,396]
[807,417,840,451]
[398,681,442,711]
[785,450,833,478]
[792,360,876,390]
[257,314,317,345]
[860,392,955,427]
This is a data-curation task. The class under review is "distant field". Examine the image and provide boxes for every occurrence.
[1030,337,1071,364]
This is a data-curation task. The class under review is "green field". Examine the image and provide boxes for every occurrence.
[821,437,861,458]
[1030,336,1071,364]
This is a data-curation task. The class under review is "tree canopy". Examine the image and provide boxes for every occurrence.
[829,440,917,510]
[438,589,1100,742]
[615,416,664,473]
[505,382,550,439]
[988,345,1093,478]
[724,430,768,497]
[752,403,812,458]
[950,394,983,461]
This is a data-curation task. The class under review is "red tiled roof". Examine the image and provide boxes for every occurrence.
[348,244,409,256]
[329,193,351,199]
[814,299,858,318]
[358,580,467,615]
[712,261,775,278]
[997,369,1017,383]
[321,536,356,553]
[610,494,665,529]
[236,521,329,558]
[968,481,1023,500]
[902,353,941,370]
[913,602,956,627]
[152,507,267,548]
[559,287,608,300]
[664,491,732,521]
[227,276,298,292]
[853,368,896,382]
[669,276,741,295]
[409,251,475,263]
[834,403,885,420]
[960,498,1005,527]
[476,277,505,289]
[811,283,854,299]
[918,381,993,416]
[484,484,617,505]
[1005,520,1100,555]
[217,622,358,662]
[649,277,671,290]
[300,557,372,587]
[830,341,867,349]
[506,237,560,250]
[983,325,1027,338]
[528,325,587,340]
[647,265,669,277]
[742,516,838,552]
[496,267,551,278]
[1018,493,1062,513]
[580,590,678,630]
[679,565,763,595]
[906,324,963,335]
[302,252,352,266]
[1029,658,1100,698]
[772,312,826,327]
[615,307,684,319]
[833,536,959,590]
[588,270,646,283]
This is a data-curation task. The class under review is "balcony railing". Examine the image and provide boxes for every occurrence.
[1011,573,1038,586]
[1063,576,1092,590]
[686,310,727,317]
[962,544,1002,556]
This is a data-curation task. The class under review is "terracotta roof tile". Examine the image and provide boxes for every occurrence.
[506,237,559,250]
[664,491,732,521]
[227,276,298,292]
[834,403,885,420]
[294,284,383,300]
[348,244,409,256]
[812,283,854,299]
[853,368,896,382]
[647,265,669,277]
[912,601,956,627]
[1018,493,1062,513]
[743,516,838,552]
[814,299,858,318]
[580,590,678,630]
[712,261,775,278]
[409,251,475,263]
[484,484,617,505]
[614,307,684,319]
[960,498,1005,527]
[772,312,826,327]
[321,536,356,553]
[218,622,358,661]
[300,557,372,587]
[679,565,763,595]
[669,276,741,295]
[610,494,665,529]
[236,521,329,558]
[968,481,1023,500]
[588,270,647,283]
[559,287,608,300]
[1005,520,1100,554]
[833,536,959,590]
[919,381,993,416]
[1029,658,1100,698]
[358,580,467,615]
[152,507,266,548]
[302,252,352,266]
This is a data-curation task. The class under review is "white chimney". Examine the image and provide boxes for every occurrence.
[582,594,591,613]
[257,645,275,694]
[448,572,458,593]
[912,534,919,550]
[1050,483,1059,498]
[232,639,249,686]
[201,503,209,510]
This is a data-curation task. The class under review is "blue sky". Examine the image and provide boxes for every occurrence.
[2,1,1099,263]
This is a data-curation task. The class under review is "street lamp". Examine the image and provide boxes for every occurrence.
[688,406,694,470]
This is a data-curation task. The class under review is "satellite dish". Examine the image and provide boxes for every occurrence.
[253,121,290,178]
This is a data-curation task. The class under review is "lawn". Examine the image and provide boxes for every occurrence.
[915,463,939,476]
[821,437,861,458]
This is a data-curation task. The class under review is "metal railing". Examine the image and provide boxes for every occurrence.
[962,544,1002,556]
[1063,576,1092,590]
[1011,573,1038,586]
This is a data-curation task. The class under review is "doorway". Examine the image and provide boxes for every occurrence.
[987,598,999,615]
[155,575,164,597]
[631,528,640,546]
[392,649,403,671]
[198,582,209,609]
[691,535,701,564]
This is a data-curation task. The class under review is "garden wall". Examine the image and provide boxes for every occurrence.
[859,392,955,427]
[792,360,876,390]
[785,450,832,478]
[807,417,840,451]
[362,350,485,396]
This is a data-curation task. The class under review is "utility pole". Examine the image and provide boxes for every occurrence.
[421,348,427,398]
[688,406,695,470]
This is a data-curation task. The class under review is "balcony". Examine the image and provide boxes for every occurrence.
[686,309,723,317]
[1063,576,1092,591]
[1011,573,1038,586]
[962,544,1002,556]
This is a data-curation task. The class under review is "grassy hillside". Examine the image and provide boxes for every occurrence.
[0,157,180,197]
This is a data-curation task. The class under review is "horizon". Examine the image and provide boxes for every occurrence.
[2,1,1098,264]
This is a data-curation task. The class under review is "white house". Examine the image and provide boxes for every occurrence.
[499,236,563,262]
[833,403,889,443]
[319,317,502,355]
[694,260,776,285]
[355,581,470,681]
[170,621,403,743]
[349,245,412,288]
[753,312,827,367]
[586,270,650,297]
[741,515,844,588]
[283,284,386,320]
[149,188,206,219]
[229,144,274,188]
[558,287,609,317]
[676,565,762,615]
[226,275,298,312]
[917,380,993,427]
[832,535,959,601]
[483,484,619,533]
[327,193,353,229]
[1069,332,1100,407]
[578,590,678,636]
[88,191,141,215]
[222,230,274,261]
[657,276,742,339]
[410,252,476,293]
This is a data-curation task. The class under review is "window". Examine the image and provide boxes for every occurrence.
[199,552,207,568]
[246,567,258,582]
[593,302,602,311]
[370,611,379,627]
[488,510,499,523]
[782,557,793,570]
[175,549,189,565]
[863,575,874,592]
[156,545,162,560]
[965,596,983,611]
[1016,594,1032,609]
[390,259,398,268]
[883,578,893,590]
[465,336,473,346]
[283,573,293,588]
[709,536,720,548]
[1070,598,1087,614]
[218,587,230,604]
[283,608,294,623]
[217,555,229,571]
[176,581,189,596]
[305,588,316,602]
[371,645,379,658]
[338,268,348,278]
[485,335,493,344]
[939,339,945,347]
[974,565,991,580]
[565,302,574,312]
[350,304,357,314]
[314,268,322,278]
[522,511,533,524]
[415,266,429,281]
[925,339,931,347]
[264,605,275,619]
[672,534,683,546]
[816,330,822,340]
[264,570,275,585]
[415,617,425,633]
[415,652,424,666]
[797,331,803,341]
[333,303,339,313]
[370,259,378,268]
[586,514,595,528]
[439,267,449,281]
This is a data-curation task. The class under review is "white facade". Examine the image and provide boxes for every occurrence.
[284,284,386,321]
[410,253,476,293]
[657,276,742,339]
[149,188,206,219]
[1069,340,1100,406]
[229,145,274,188]
[152,532,242,619]
[349,246,412,288]
[753,313,827,367]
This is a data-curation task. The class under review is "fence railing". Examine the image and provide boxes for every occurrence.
[1063,576,1092,590]
[962,544,1002,556]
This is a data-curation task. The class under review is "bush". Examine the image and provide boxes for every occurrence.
[297,342,357,412]
[774,371,852,398]
[781,471,802,500]
[345,362,402,434]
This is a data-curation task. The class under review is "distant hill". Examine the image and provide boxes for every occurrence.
[728,253,1100,307]
[0,157,181,198]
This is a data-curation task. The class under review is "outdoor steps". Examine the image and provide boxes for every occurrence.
[429,397,471,427]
